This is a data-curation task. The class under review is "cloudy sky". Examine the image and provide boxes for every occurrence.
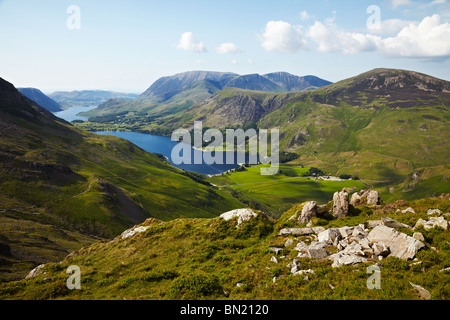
[0,0,449,93]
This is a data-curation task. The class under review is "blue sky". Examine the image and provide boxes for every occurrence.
[0,0,449,93]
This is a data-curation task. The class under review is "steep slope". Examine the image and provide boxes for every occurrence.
[224,74,284,92]
[2,195,448,300]
[263,72,332,91]
[0,77,243,280]
[49,90,138,108]
[257,68,450,197]
[18,88,64,112]
[83,71,332,120]
[139,71,238,102]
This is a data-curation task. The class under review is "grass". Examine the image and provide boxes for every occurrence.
[210,164,364,217]
[1,195,448,300]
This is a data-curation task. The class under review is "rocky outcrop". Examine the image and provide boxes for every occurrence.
[333,190,349,218]
[350,189,381,206]
[121,226,150,239]
[220,208,258,228]
[414,216,449,230]
[298,201,318,224]
[367,225,425,260]
[26,264,45,279]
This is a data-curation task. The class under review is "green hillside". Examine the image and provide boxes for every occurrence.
[0,77,244,281]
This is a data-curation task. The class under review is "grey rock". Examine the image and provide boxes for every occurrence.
[401,207,415,214]
[338,226,354,238]
[366,190,380,205]
[328,252,368,268]
[427,208,441,216]
[413,232,425,242]
[278,228,314,236]
[284,239,294,247]
[318,228,341,245]
[307,241,330,259]
[352,226,368,238]
[271,256,278,264]
[368,225,425,260]
[350,192,362,206]
[333,190,349,218]
[367,220,383,228]
[26,264,45,279]
[372,242,390,257]
[311,226,326,235]
[414,216,449,230]
[381,217,411,229]
[298,201,318,224]
[293,240,309,252]
[220,208,258,227]
[121,226,150,239]
[410,282,431,300]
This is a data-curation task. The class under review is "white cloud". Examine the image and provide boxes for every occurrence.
[307,21,381,54]
[248,58,254,64]
[367,18,414,35]
[176,32,207,53]
[216,43,242,54]
[299,10,311,21]
[230,59,238,65]
[391,0,413,8]
[428,0,446,5]
[380,14,450,58]
[306,14,450,59]
[260,20,307,53]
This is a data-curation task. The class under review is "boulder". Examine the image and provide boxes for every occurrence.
[270,256,278,264]
[410,282,431,300]
[338,226,354,238]
[311,226,326,235]
[278,228,314,236]
[307,242,331,259]
[270,247,284,255]
[366,190,380,205]
[293,240,309,252]
[352,226,368,238]
[284,239,294,247]
[367,220,383,228]
[427,209,441,216]
[381,217,411,229]
[350,192,362,206]
[26,264,45,279]
[318,228,341,245]
[328,252,368,268]
[401,207,415,214]
[121,226,150,239]
[372,242,390,257]
[414,216,449,230]
[413,232,425,242]
[298,201,318,224]
[333,190,349,218]
[367,225,425,260]
[220,208,258,227]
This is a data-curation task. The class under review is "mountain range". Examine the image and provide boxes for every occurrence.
[49,90,139,108]
[77,68,450,202]
[18,87,64,112]
[80,71,332,119]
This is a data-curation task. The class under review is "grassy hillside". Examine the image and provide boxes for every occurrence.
[209,164,365,216]
[0,77,244,281]
[1,195,448,300]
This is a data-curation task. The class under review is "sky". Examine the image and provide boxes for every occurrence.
[0,0,449,93]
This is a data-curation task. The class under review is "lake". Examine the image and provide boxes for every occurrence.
[53,108,240,175]
[53,105,98,122]
[93,131,240,175]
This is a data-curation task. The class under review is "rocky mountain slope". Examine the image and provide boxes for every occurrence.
[18,88,64,112]
[0,77,244,281]
[2,191,448,300]
[81,71,331,119]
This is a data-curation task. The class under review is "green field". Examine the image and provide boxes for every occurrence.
[209,165,365,217]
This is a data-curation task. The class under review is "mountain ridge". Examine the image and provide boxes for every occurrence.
[18,87,64,112]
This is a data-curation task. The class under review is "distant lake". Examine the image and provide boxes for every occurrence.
[93,131,240,175]
[53,105,97,122]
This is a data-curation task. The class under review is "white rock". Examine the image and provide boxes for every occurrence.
[278,228,314,236]
[410,282,431,300]
[338,226,354,238]
[121,226,150,239]
[366,190,380,205]
[298,201,318,224]
[271,256,278,264]
[328,252,368,268]
[367,220,383,228]
[401,207,415,214]
[333,190,349,218]
[307,241,331,259]
[367,225,425,260]
[26,264,45,279]
[318,228,341,245]
[413,232,425,242]
[220,208,258,227]
[427,209,441,216]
